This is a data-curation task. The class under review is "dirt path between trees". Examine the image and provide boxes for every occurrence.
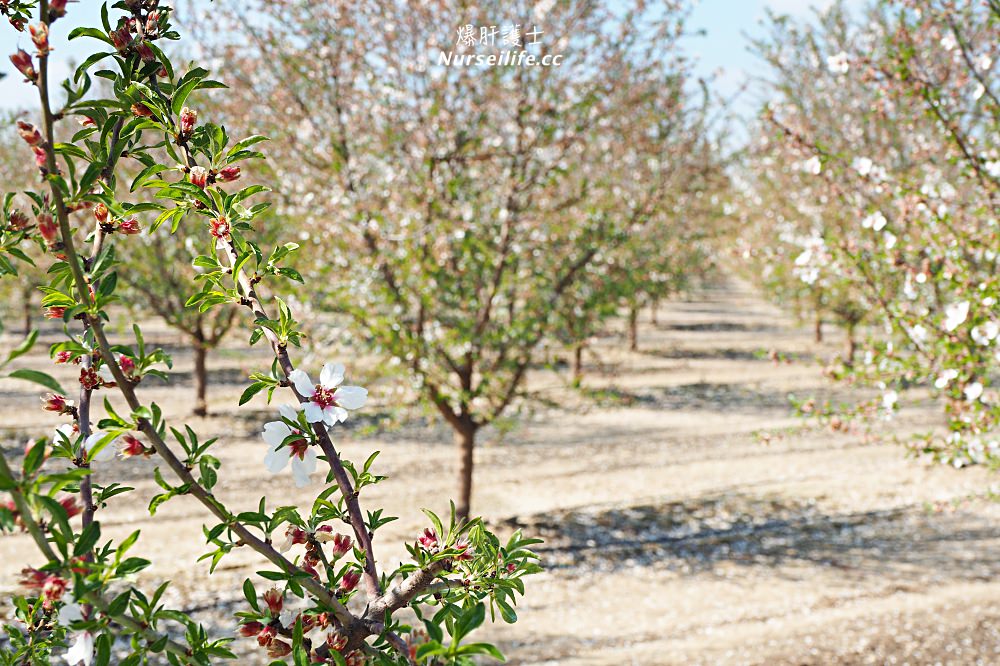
[2,280,999,664]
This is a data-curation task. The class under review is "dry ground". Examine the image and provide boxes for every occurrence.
[2,281,999,665]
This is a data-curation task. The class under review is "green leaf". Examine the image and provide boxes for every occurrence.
[68,27,114,45]
[238,382,267,406]
[23,439,47,476]
[243,578,259,612]
[74,521,101,557]
[4,330,37,365]
[7,368,64,394]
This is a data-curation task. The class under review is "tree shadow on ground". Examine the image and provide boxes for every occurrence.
[501,492,1000,585]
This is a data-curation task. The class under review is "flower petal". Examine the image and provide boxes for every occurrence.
[291,449,316,488]
[330,406,349,423]
[262,421,292,448]
[320,406,337,426]
[319,363,345,389]
[303,401,326,423]
[288,369,314,398]
[278,404,300,422]
[334,386,367,410]
[264,446,289,473]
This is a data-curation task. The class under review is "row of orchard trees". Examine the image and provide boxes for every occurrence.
[740,0,999,465]
[186,0,726,519]
[0,1,726,520]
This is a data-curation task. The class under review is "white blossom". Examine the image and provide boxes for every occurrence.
[288,363,367,426]
[943,301,970,332]
[262,404,317,487]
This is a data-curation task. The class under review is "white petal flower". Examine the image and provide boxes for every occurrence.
[853,157,873,176]
[910,324,927,344]
[83,432,116,462]
[862,211,887,231]
[53,424,76,446]
[64,631,94,666]
[57,592,83,627]
[884,231,897,249]
[802,156,822,175]
[97,364,115,384]
[826,51,849,74]
[882,391,898,409]
[944,301,970,332]
[262,406,318,487]
[965,382,984,402]
[935,368,959,389]
[291,363,368,425]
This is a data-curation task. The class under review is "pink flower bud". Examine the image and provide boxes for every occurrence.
[33,146,47,168]
[118,217,141,235]
[10,49,36,81]
[54,351,74,364]
[327,632,348,651]
[135,41,155,63]
[209,216,231,241]
[262,587,283,615]
[44,306,66,320]
[279,525,307,552]
[93,203,109,224]
[37,213,58,243]
[217,165,241,182]
[49,0,68,18]
[180,107,197,135]
[42,575,67,601]
[29,23,49,54]
[189,166,209,188]
[418,528,438,550]
[59,496,82,518]
[266,640,292,658]
[19,567,47,590]
[454,539,474,562]
[16,120,42,146]
[338,570,361,594]
[8,209,29,231]
[257,624,276,647]
[118,434,147,458]
[331,533,352,559]
[109,27,132,52]
[41,393,71,413]
[118,355,136,376]
[146,11,161,35]
[79,116,96,127]
[238,621,264,638]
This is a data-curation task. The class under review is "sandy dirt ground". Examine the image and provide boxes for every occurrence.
[2,281,999,665]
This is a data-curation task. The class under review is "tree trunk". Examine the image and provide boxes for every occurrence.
[193,339,208,417]
[845,325,857,367]
[814,315,823,343]
[454,423,477,524]
[22,285,32,335]
[572,343,584,383]
[650,298,659,326]
[628,306,639,352]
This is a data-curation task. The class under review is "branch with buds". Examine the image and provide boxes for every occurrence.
[0,0,539,663]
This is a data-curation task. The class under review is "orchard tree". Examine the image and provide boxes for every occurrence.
[118,227,238,416]
[747,0,1000,464]
[0,1,538,663]
[203,0,703,521]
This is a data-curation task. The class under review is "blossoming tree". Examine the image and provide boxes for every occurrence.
[746,0,999,463]
[200,0,703,521]
[0,1,538,663]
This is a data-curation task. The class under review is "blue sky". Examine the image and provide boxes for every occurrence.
[0,0,857,116]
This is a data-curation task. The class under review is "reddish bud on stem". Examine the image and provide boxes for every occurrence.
[10,49,36,81]
[16,120,42,146]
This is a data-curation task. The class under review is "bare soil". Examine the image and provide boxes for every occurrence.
[2,281,999,665]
